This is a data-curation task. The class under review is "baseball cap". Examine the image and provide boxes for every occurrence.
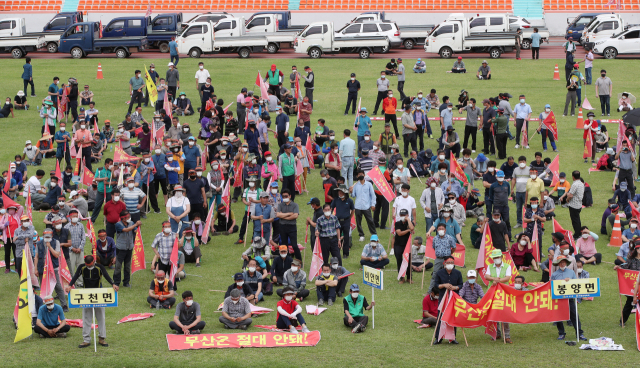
[167,62,174,66]
[233,272,244,280]
[350,284,360,291]
[458,56,462,60]
[370,234,379,242]
[254,256,267,269]
[307,197,320,205]
[279,245,288,252]
[545,104,551,108]
[496,170,505,178]
[467,270,477,278]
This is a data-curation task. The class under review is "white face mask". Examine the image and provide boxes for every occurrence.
[280,253,287,258]
[242,148,248,152]
[563,249,570,255]
[520,99,525,104]
[193,220,201,225]
[364,137,370,141]
[324,211,331,217]
[418,94,423,98]
[559,179,565,183]
[80,125,86,130]
[401,191,408,197]
[430,183,436,188]
[519,163,526,168]
[351,77,355,81]
[559,266,567,271]
[199,65,204,70]
[163,228,171,234]
[445,264,454,271]
[632,224,638,229]
[71,217,79,223]
[249,182,255,188]
[220,155,226,159]
[46,304,55,310]
[60,127,66,131]
[212,164,219,171]
[155,149,161,154]
[175,192,183,198]
[514,284,522,290]
[322,272,330,277]
[185,300,193,307]
[543,196,548,201]
[189,142,194,146]
[26,145,32,150]
[266,157,273,162]
[236,281,244,286]
[497,177,504,182]
[449,199,456,205]
[397,164,405,170]
[443,212,450,218]
[438,230,445,236]
[588,117,594,121]
[520,240,527,246]
[118,128,124,133]
[488,168,495,173]
[271,189,278,194]
[51,183,57,188]
[55,224,62,230]
[253,109,258,113]
[113,195,121,202]
[577,268,583,274]
[381,75,385,79]
[291,266,299,272]
[196,172,202,177]
[439,155,445,161]
[545,108,551,112]
[331,264,338,269]
[183,128,189,132]
[285,295,293,301]
[494,259,502,266]
[128,183,134,189]
[530,175,536,180]
[283,198,290,203]
[144,158,150,163]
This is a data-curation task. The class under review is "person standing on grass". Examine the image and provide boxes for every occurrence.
[531,28,541,60]
[352,170,377,245]
[595,69,613,116]
[345,73,360,115]
[396,58,406,100]
[551,255,587,341]
[433,256,462,345]
[168,37,179,67]
[460,98,481,153]
[166,62,180,100]
[276,189,302,261]
[567,170,585,238]
[373,71,390,116]
[514,95,532,149]
[584,48,594,85]
[401,105,417,157]
[515,28,522,60]
[22,57,35,97]
[128,70,144,115]
[301,66,314,107]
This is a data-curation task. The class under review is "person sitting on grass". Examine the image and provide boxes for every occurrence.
[219,288,253,330]
[170,290,205,335]
[34,295,70,338]
[360,234,390,269]
[343,283,374,333]
[411,236,433,273]
[315,263,338,306]
[212,204,238,235]
[148,270,176,309]
[576,226,602,265]
[225,272,256,304]
[276,286,311,334]
[243,258,264,303]
[242,236,271,269]
[510,233,539,272]
[419,287,439,328]
[459,269,485,304]
[179,228,202,267]
[277,259,309,300]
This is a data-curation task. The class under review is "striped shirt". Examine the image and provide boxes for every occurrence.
[316,214,341,238]
[122,187,146,214]
[222,296,252,318]
[64,222,86,250]
[459,281,485,304]
[358,157,375,175]
[151,232,177,265]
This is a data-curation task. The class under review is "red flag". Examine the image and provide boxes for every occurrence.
[4,163,12,193]
[531,221,540,263]
[520,121,528,147]
[221,179,231,220]
[425,237,465,267]
[164,90,172,120]
[113,145,140,163]
[86,219,97,259]
[365,166,395,203]
[450,152,469,186]
[58,247,73,294]
[397,234,412,280]
[131,227,146,274]
[232,160,244,188]
[548,154,560,187]
[25,191,32,221]
[2,192,21,214]
[205,98,214,112]
[542,111,559,141]
[308,237,323,281]
[200,201,215,244]
[82,165,95,186]
[98,20,103,38]
[73,158,81,176]
[169,235,179,284]
[222,102,233,114]
[255,73,261,87]
[258,71,269,99]
[552,218,577,254]
[630,200,640,220]
[40,245,57,298]
[583,130,593,159]
[55,158,62,183]
[305,134,314,170]
[636,304,640,351]
[144,4,152,17]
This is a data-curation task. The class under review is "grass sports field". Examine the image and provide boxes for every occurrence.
[1,56,640,367]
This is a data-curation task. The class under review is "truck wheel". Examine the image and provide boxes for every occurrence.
[46,42,58,53]
[115,48,128,59]
[603,47,617,59]
[267,43,279,54]
[158,42,170,53]
[521,39,531,50]
[489,47,502,59]
[439,47,452,59]
[189,48,201,58]
[70,47,83,59]
[238,48,251,58]
[403,39,414,50]
[11,48,24,59]
[308,47,322,59]
[359,48,371,59]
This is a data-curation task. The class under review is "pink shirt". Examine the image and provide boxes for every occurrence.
[576,235,597,257]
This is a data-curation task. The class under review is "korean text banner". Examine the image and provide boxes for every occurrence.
[365,166,395,203]
[68,288,118,308]
[441,282,570,328]
[166,331,321,351]
[617,268,639,297]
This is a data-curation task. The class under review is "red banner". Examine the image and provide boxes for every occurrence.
[86,219,97,260]
[543,111,559,141]
[548,155,560,187]
[583,130,593,159]
[365,166,395,203]
[82,165,95,186]
[73,158,81,176]
[131,227,146,274]
[55,158,63,183]
[552,218,577,253]
[450,151,469,186]
[308,237,323,281]
[441,282,570,329]
[617,268,639,297]
[397,234,412,280]
[424,236,465,267]
[166,331,321,350]
[476,224,520,285]
[233,160,244,188]
[114,145,140,163]
[41,245,57,297]
[118,313,154,324]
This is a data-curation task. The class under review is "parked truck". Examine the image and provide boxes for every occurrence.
[0,17,61,52]
[245,11,307,31]
[565,13,606,42]
[101,13,182,52]
[58,22,147,58]
[347,12,433,49]
[42,12,84,32]
[210,16,299,53]
[177,20,268,58]
[0,35,45,58]
[294,21,389,59]
[424,14,516,58]
[580,14,630,50]
[465,14,549,49]
[183,12,234,29]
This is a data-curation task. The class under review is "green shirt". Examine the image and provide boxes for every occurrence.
[96,168,112,193]
[279,153,296,177]
[493,115,509,134]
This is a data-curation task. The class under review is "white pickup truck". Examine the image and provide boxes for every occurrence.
[211,15,299,53]
[177,20,268,58]
[0,35,46,58]
[294,21,389,59]
[347,12,433,49]
[424,13,516,58]
[580,14,632,50]
[466,14,549,49]
[592,26,640,59]
[0,17,61,53]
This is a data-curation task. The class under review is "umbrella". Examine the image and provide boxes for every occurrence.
[622,109,640,127]
[618,92,636,104]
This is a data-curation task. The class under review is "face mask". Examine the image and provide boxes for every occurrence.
[443,212,451,218]
[560,266,567,271]
[331,264,338,270]
[175,192,183,198]
[445,264,454,271]
[401,192,408,198]
[494,259,502,266]
[268,189,277,195]
[242,147,248,152]
[322,272,330,277]
[199,65,204,70]
[364,136,370,142]
[324,211,331,217]
[447,107,452,112]
[449,199,456,205]
[532,204,538,209]
[381,75,385,79]
[60,127,66,131]
[55,224,62,230]
[44,236,53,242]
[520,99,525,104]
[248,182,255,188]
[514,284,522,290]
[439,155,445,161]
[283,198,290,203]
[291,266,299,272]
[220,155,226,159]
[358,176,365,181]
[497,177,504,182]
[46,304,55,310]
[520,240,527,246]
[80,125,86,130]
[370,242,378,248]
[351,77,355,81]
[388,94,394,99]
[418,94,423,98]
[438,230,445,236]
[577,268,583,274]
[543,196,548,201]
[285,295,293,301]
[188,141,195,147]
[253,109,259,114]
[396,164,404,170]
[430,183,436,188]
[545,108,551,112]
[50,182,57,188]
[601,74,606,77]
[530,174,537,180]
[128,183,134,189]
[236,281,244,287]
[468,279,476,284]
[519,163,526,168]
[559,179,565,183]
[185,300,193,307]
[563,249,570,255]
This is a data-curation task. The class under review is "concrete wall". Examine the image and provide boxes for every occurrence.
[3,10,640,36]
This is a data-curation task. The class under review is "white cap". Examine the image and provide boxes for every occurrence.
[70,190,78,197]
[17,90,25,97]
[467,270,477,278]
[167,62,174,66]
[25,140,31,145]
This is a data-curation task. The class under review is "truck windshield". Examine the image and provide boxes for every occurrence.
[302,25,323,37]
[432,25,453,36]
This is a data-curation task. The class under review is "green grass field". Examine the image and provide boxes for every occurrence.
[1,56,640,367]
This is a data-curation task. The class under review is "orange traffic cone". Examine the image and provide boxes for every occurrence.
[575,108,583,129]
[608,213,623,247]
[553,64,560,81]
[96,63,104,79]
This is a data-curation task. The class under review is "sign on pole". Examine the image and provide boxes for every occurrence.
[363,266,383,329]
[68,288,119,308]
[551,278,600,345]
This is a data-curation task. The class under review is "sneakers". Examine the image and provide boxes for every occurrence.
[196,263,201,267]
[57,332,67,338]
[513,224,522,229]
[4,269,10,274]
[557,334,566,340]
[514,144,520,149]
[289,326,299,334]
[191,329,201,334]
[337,292,343,298]
[525,146,530,149]
[79,342,91,348]
[154,210,161,214]
[505,338,512,344]
[579,334,588,341]
[63,306,69,313]
[449,340,459,344]
[234,239,244,244]
[328,299,333,306]
[318,299,324,306]
[428,134,434,139]
[471,150,476,153]
[301,326,310,333]
[359,236,365,242]
[239,325,248,330]
[352,323,361,333]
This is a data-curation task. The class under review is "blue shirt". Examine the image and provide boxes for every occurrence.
[623,229,640,240]
[169,41,178,55]
[244,128,260,150]
[440,109,453,129]
[182,145,200,169]
[531,33,542,48]
[351,180,376,210]
[339,137,356,158]
[139,160,155,183]
[432,234,456,258]
[330,196,354,220]
[411,97,431,112]
[294,126,311,145]
[433,217,461,237]
[275,113,289,132]
[22,63,32,80]
[37,304,65,326]
[514,103,532,119]
[13,170,23,186]
[441,179,463,197]
[617,242,631,260]
[166,160,180,184]
[551,267,576,281]
[44,186,62,206]
[355,115,372,136]
[152,153,167,179]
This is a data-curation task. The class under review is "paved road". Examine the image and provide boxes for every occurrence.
[5,37,640,60]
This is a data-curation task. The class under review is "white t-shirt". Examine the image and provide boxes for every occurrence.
[195,69,211,84]
[166,196,190,211]
[393,195,417,220]
[25,175,41,196]
[243,188,260,213]
[492,264,512,277]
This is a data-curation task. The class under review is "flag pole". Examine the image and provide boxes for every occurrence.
[93,307,97,352]
[501,323,506,344]
[421,255,426,290]
[430,289,447,346]
[243,209,250,246]
[371,285,375,329]
[619,293,625,328]
[462,328,469,347]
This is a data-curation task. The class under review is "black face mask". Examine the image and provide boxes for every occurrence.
[601,74,606,77]
[358,176,364,181]
[190,175,196,179]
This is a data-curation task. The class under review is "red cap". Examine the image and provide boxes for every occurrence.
[271,64,276,70]
[264,151,272,156]
[458,56,462,60]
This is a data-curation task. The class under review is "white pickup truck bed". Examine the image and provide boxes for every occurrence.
[0,36,45,58]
